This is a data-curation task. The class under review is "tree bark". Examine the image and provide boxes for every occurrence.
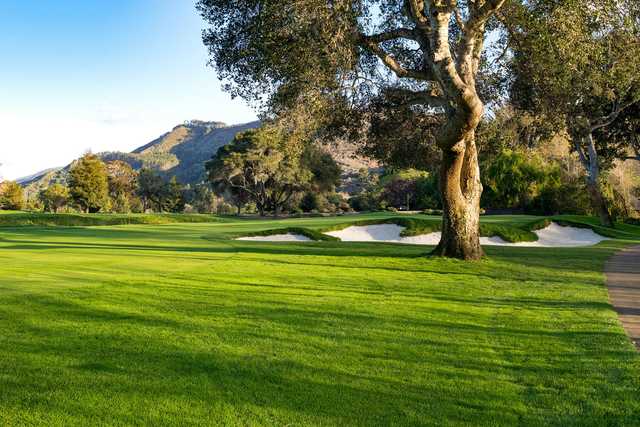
[432,129,484,260]
[576,133,613,227]
[586,178,613,227]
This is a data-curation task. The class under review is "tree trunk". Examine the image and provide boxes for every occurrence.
[586,178,613,227]
[432,133,484,260]
[578,133,613,227]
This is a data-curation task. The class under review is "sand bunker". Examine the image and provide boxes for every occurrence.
[325,222,607,247]
[237,233,312,242]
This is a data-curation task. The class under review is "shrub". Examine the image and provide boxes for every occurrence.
[624,218,640,226]
[216,203,236,215]
[300,192,328,212]
[481,149,591,215]
[349,192,379,212]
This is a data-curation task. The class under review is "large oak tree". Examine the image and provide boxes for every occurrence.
[197,0,508,260]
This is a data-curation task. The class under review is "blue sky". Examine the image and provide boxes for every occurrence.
[0,0,257,180]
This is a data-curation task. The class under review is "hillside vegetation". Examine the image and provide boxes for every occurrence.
[20,121,260,198]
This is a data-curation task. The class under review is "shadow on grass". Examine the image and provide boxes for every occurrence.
[3,287,638,426]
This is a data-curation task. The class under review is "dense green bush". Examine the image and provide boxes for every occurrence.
[379,169,441,210]
[349,192,380,212]
[300,192,327,212]
[350,169,441,212]
[481,149,591,215]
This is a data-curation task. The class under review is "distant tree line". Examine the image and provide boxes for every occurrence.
[1,134,347,217]
[0,153,231,215]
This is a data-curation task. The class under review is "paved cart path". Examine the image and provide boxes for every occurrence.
[606,245,640,350]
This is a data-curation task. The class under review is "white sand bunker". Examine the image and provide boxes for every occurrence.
[237,233,312,242]
[325,224,440,245]
[325,222,607,247]
[489,222,608,247]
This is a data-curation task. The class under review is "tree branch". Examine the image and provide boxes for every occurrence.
[405,0,431,30]
[386,87,449,109]
[476,0,508,21]
[360,37,432,80]
[427,6,467,97]
[591,98,640,132]
[456,0,506,84]
[361,28,418,44]
[454,7,466,32]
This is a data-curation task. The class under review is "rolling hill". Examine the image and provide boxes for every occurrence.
[20,120,260,198]
[19,119,378,199]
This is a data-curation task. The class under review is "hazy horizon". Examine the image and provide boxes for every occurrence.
[0,1,257,181]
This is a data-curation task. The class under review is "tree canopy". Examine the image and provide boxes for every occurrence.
[0,181,24,210]
[206,127,312,216]
[68,153,110,213]
[39,184,70,213]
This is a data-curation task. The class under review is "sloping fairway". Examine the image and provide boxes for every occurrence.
[1,214,640,425]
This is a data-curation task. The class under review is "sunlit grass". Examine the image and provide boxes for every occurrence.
[0,214,639,425]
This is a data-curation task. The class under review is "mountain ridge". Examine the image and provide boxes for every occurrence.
[20,120,260,198]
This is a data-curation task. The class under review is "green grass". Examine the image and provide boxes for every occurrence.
[1,213,640,425]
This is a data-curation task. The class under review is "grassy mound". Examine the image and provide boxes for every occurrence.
[319,217,440,237]
[480,223,538,243]
[0,212,223,227]
[320,216,537,243]
[536,215,640,240]
[239,227,339,241]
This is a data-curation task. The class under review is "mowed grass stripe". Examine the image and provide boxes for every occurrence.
[1,215,639,425]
